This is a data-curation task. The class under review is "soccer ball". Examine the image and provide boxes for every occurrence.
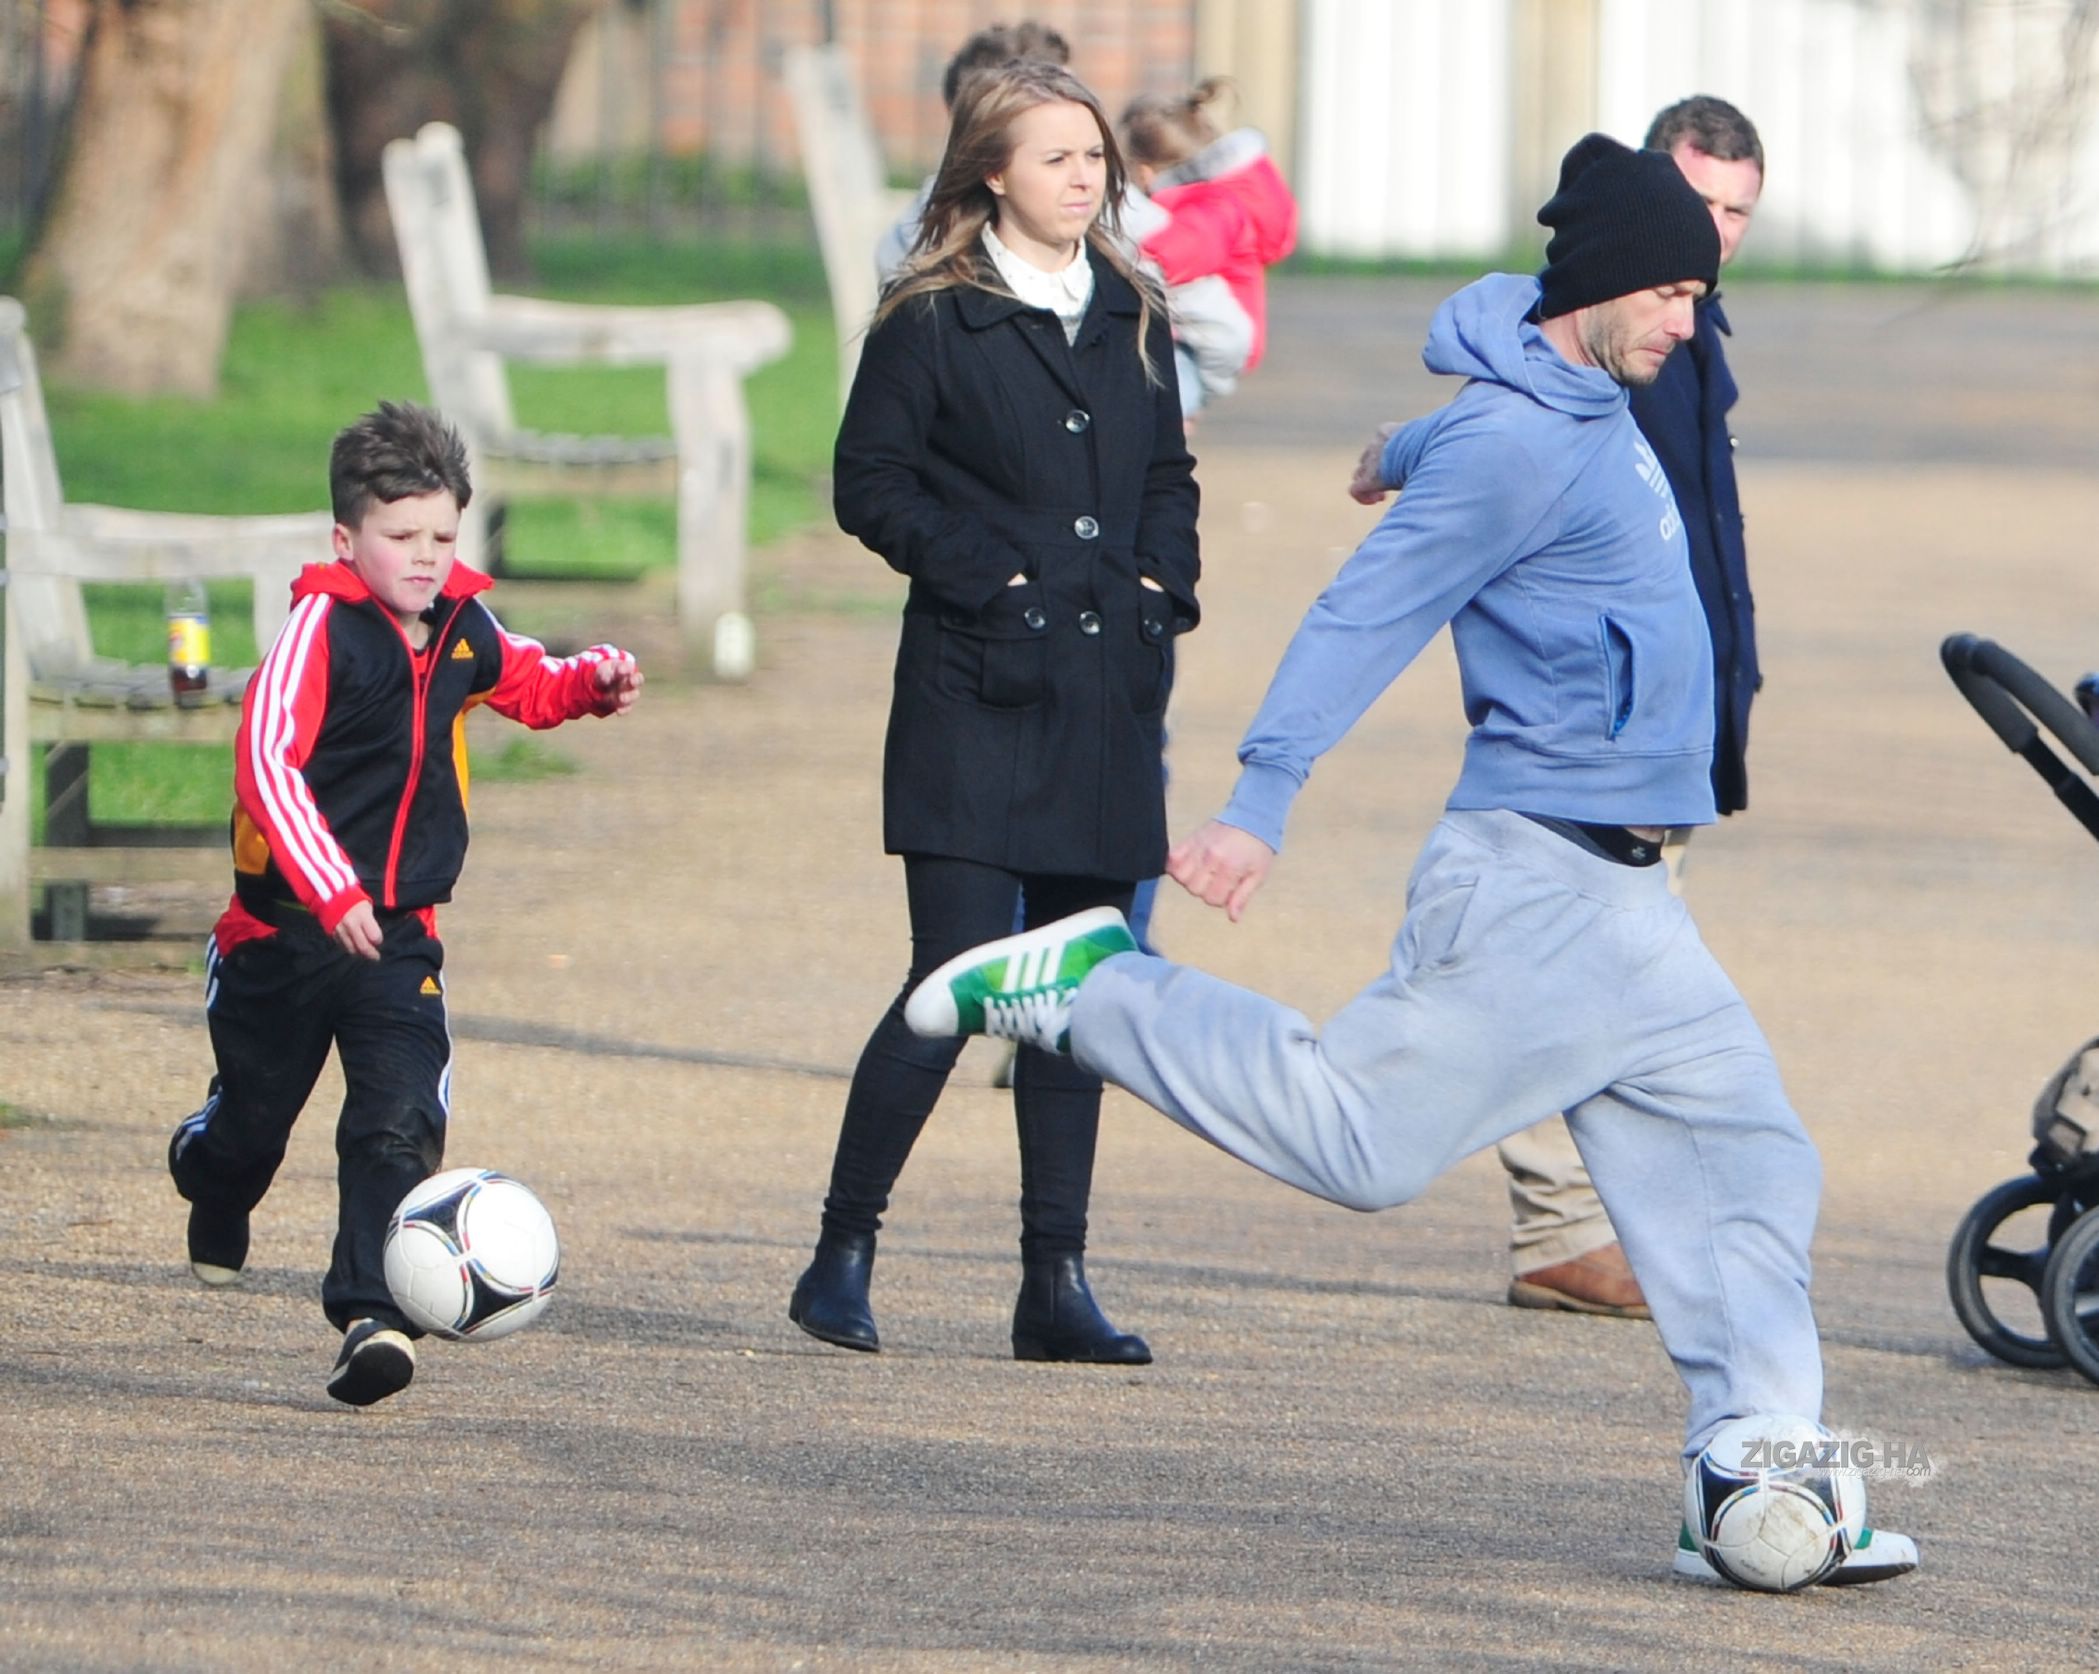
[383,1168,560,1341]
[1683,1413,1864,1592]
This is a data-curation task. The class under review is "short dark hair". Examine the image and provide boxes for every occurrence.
[328,400,473,528]
[941,20,1071,109]
[1644,95,1764,175]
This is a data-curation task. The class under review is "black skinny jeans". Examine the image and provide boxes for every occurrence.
[819,855,1136,1261]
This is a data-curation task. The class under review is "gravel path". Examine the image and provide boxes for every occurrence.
[5,275,2099,1670]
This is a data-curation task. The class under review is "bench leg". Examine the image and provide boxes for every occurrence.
[0,779,25,949]
[44,743,91,846]
[0,592,25,951]
[40,745,92,941]
[668,355,754,681]
[45,881,88,942]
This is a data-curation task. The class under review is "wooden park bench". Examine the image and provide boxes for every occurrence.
[381,121,792,680]
[782,42,919,407]
[0,297,328,948]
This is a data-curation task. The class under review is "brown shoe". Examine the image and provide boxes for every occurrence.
[1507,1241,1652,1319]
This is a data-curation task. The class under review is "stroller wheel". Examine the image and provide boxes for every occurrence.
[1947,1174,2075,1367]
[2041,1206,2099,1386]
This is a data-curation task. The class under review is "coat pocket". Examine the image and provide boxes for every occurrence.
[1126,598,1175,716]
[934,587,1049,710]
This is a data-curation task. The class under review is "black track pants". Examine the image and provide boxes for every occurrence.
[169,910,452,1333]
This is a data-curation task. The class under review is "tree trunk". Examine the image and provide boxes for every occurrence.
[20,0,310,396]
[236,6,345,299]
[461,9,603,279]
[324,0,608,280]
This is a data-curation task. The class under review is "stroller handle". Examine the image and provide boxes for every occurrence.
[1941,633,2099,842]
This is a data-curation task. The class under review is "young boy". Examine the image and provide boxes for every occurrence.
[166,401,643,1407]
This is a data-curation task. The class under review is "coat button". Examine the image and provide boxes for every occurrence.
[1023,606,1047,631]
[1077,611,1102,635]
[1143,616,1164,639]
[1064,408,1091,433]
[1073,515,1099,539]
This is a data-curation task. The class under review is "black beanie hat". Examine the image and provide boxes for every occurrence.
[1536,133,1720,320]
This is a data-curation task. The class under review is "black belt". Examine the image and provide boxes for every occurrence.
[1519,813,1663,867]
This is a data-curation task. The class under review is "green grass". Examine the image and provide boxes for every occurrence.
[43,235,837,547]
[23,233,840,832]
[473,736,580,782]
[530,156,812,216]
[58,744,231,829]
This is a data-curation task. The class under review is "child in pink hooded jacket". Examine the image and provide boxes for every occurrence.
[1120,79,1300,419]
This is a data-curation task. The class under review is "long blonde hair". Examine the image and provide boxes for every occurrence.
[877,59,1165,379]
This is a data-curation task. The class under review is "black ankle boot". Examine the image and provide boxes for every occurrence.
[1012,1254,1151,1364]
[789,1232,880,1352]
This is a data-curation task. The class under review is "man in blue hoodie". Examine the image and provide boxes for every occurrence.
[1495,97,1768,1323]
[899,134,1917,1587]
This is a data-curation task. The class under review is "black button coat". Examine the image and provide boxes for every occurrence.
[834,248,1201,881]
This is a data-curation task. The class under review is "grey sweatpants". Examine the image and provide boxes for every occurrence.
[1069,807,1823,1456]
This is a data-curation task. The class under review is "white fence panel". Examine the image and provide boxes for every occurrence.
[1300,0,1511,259]
[1296,0,2099,278]
[1597,0,1976,271]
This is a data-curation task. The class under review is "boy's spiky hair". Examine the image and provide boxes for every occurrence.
[329,400,473,528]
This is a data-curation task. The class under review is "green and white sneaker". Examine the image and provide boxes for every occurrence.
[903,906,1138,1053]
[1673,1522,1920,1587]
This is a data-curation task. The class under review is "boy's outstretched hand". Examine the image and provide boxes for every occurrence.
[595,654,644,714]
[1167,820,1276,923]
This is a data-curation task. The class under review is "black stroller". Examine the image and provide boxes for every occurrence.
[1942,634,2099,1385]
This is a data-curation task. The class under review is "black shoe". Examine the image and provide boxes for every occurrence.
[327,1319,417,1407]
[788,1233,880,1352]
[1012,1254,1151,1364]
[185,1201,249,1288]
[170,1110,247,1286]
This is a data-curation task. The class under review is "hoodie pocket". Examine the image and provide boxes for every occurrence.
[1597,614,1637,740]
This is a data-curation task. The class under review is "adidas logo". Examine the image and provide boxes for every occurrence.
[419,975,442,995]
[1000,942,1063,992]
[450,640,474,661]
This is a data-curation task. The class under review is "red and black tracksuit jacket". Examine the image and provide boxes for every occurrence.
[217,557,625,952]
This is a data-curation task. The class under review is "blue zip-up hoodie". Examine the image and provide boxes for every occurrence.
[1221,273,1717,850]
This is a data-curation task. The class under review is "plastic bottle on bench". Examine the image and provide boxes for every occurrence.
[166,578,210,702]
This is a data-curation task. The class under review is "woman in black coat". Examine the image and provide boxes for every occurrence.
[788,59,1200,1363]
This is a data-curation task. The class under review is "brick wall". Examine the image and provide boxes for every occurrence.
[565,0,1199,175]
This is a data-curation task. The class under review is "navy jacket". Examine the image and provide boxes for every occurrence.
[1629,296,1758,814]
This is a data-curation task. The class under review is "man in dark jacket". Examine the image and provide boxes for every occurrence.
[1498,96,1767,1319]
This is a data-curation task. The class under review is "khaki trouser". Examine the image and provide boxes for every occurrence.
[1497,827,1692,1272]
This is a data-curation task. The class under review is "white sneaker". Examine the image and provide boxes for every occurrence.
[903,906,1138,1053]
[1672,1522,1919,1587]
